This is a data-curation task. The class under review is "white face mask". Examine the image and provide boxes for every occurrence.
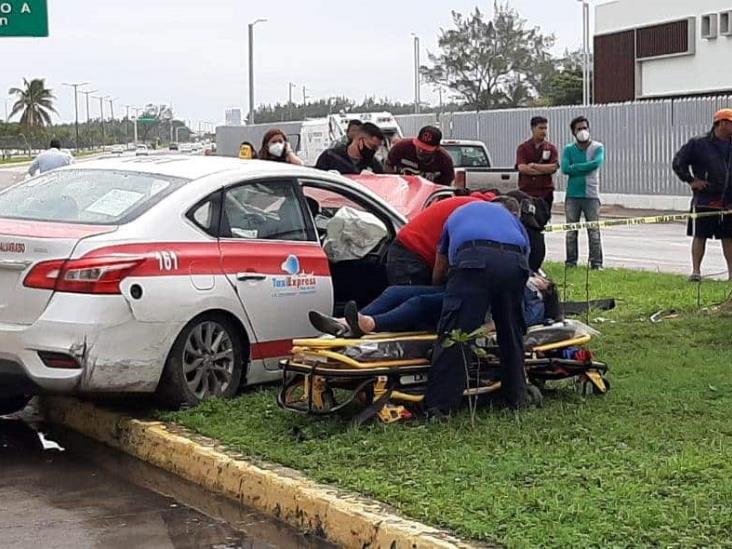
[575,129,591,143]
[268,142,286,157]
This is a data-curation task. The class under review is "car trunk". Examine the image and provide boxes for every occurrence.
[0,218,116,325]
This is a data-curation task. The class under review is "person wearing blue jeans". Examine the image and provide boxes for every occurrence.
[562,116,605,269]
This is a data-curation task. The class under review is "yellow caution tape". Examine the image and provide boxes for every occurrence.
[544,209,732,234]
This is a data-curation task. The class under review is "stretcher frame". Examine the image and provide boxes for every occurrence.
[278,330,610,425]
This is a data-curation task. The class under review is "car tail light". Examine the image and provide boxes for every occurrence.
[454,170,466,189]
[24,256,145,295]
[38,351,80,369]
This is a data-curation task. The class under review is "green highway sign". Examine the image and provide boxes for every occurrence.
[0,0,48,37]
[137,117,158,124]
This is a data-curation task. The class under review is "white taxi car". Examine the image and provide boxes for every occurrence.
[0,156,407,412]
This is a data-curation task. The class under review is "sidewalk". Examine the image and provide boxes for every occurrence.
[552,203,685,220]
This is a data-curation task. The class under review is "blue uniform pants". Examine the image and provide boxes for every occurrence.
[362,285,444,332]
[424,245,530,411]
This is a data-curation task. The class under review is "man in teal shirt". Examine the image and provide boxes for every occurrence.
[562,116,605,269]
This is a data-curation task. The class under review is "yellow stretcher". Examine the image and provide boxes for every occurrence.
[278,321,610,425]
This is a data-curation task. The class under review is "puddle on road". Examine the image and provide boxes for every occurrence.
[1,409,335,549]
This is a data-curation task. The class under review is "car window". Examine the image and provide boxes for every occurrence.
[0,169,188,225]
[443,145,491,168]
[187,195,220,237]
[222,179,310,242]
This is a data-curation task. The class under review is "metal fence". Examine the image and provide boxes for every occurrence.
[216,95,731,196]
[396,95,732,196]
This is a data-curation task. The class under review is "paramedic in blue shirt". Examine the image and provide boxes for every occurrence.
[562,116,606,269]
[28,139,73,176]
[424,197,532,413]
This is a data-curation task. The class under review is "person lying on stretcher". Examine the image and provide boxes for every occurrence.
[308,273,561,338]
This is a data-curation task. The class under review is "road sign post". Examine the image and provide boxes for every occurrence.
[0,1,49,37]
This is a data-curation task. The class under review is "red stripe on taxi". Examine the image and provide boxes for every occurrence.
[251,339,294,360]
[84,241,331,277]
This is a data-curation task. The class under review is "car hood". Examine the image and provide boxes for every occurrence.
[347,174,445,220]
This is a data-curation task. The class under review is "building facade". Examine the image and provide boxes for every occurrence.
[594,0,732,103]
[224,108,242,127]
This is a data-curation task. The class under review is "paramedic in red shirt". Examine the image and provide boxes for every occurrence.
[516,116,559,213]
[385,191,496,285]
[386,125,455,186]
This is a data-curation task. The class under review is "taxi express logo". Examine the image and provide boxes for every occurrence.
[272,255,316,293]
[0,242,25,253]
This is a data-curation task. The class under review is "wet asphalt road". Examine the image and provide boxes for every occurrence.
[0,406,334,549]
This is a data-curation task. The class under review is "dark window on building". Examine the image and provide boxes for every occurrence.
[636,20,689,58]
[594,30,636,103]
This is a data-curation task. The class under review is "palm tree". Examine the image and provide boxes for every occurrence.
[8,78,57,129]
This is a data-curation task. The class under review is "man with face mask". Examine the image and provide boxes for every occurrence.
[385,125,455,186]
[315,122,385,174]
[561,116,605,270]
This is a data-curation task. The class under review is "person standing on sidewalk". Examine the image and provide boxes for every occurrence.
[562,116,605,270]
[672,108,732,281]
[516,116,560,213]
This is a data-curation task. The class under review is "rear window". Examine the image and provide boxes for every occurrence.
[443,145,491,168]
[0,169,188,225]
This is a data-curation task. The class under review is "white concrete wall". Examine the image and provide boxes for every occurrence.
[596,0,732,98]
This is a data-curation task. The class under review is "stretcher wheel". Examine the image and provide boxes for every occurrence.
[576,375,610,396]
[526,384,543,408]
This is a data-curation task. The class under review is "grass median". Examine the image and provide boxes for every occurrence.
[163,265,732,548]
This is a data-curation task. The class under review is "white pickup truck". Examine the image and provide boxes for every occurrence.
[441,139,518,193]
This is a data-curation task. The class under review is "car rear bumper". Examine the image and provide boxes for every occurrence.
[0,294,182,395]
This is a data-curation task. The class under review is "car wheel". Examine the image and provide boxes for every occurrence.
[0,394,32,416]
[157,314,245,408]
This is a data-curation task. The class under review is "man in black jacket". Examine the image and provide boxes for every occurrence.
[315,122,385,174]
[673,108,732,281]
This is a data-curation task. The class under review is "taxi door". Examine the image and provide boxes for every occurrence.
[218,177,333,374]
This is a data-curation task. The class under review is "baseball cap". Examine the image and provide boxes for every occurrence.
[714,108,732,123]
[413,125,443,153]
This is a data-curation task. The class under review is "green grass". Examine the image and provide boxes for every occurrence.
[0,156,32,165]
[163,266,732,548]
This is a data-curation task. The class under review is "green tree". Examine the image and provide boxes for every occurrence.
[540,50,584,106]
[421,2,555,110]
[8,78,57,129]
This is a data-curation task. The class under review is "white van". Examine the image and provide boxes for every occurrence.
[297,112,403,167]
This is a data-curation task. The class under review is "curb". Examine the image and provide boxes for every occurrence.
[41,397,481,549]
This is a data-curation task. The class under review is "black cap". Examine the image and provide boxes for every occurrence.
[415,125,443,152]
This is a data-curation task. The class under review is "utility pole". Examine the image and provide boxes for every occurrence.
[288,82,296,120]
[247,18,267,125]
[411,34,421,114]
[124,104,132,145]
[62,82,89,152]
[302,86,310,118]
[107,97,117,121]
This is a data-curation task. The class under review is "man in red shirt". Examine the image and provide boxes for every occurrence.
[386,125,455,186]
[386,191,496,285]
[516,116,559,213]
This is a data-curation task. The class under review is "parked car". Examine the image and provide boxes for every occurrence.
[135,144,149,156]
[441,139,518,192]
[0,157,412,413]
[169,143,179,151]
[180,143,193,153]
[111,144,125,155]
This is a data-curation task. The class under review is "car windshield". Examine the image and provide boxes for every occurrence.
[0,169,188,225]
[443,145,491,168]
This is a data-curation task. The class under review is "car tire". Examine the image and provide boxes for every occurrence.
[0,394,32,416]
[157,314,245,409]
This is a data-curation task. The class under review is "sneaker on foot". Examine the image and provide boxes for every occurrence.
[688,273,702,282]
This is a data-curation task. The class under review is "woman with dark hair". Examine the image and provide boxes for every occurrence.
[258,129,303,165]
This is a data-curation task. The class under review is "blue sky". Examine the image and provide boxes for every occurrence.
[1,0,591,126]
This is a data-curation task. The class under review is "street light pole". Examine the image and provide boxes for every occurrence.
[93,95,108,147]
[248,18,267,125]
[62,82,89,152]
[81,89,96,150]
[411,34,421,114]
[288,82,296,120]
[578,0,591,105]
